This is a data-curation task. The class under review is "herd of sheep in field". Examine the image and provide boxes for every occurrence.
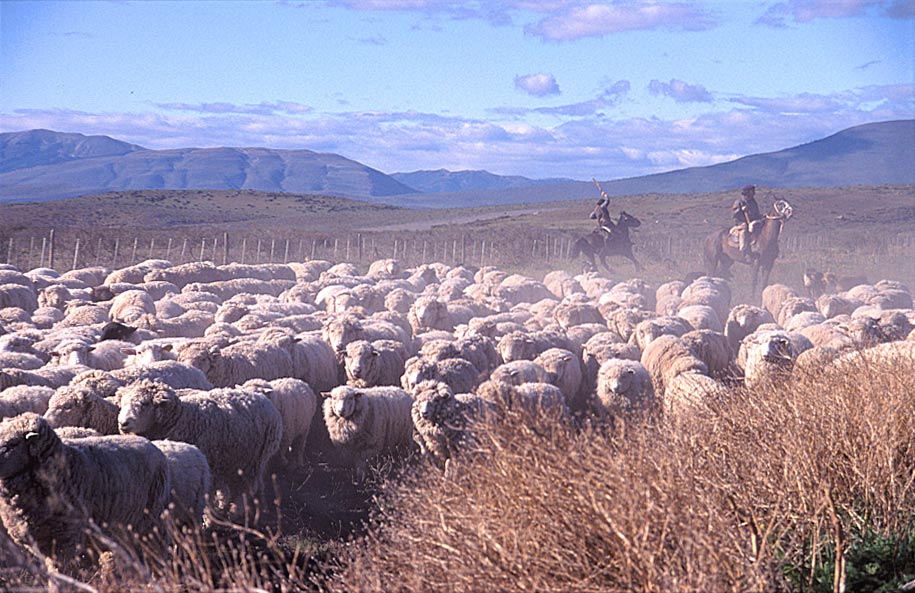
[1,255,914,576]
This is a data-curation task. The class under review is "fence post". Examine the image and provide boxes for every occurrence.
[148,238,155,260]
[113,238,120,268]
[180,238,187,263]
[269,239,276,263]
[72,238,80,271]
[223,232,229,265]
[240,238,247,264]
[28,237,35,270]
[6,237,12,266]
[131,237,139,264]
[48,229,55,270]
[346,238,350,261]
[166,238,173,261]
[311,239,317,260]
[333,239,338,261]
[283,239,290,264]
[199,238,206,262]
[40,237,47,268]
[95,237,102,267]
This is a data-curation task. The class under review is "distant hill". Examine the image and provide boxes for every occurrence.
[0,131,416,203]
[376,119,915,208]
[1,120,912,207]
[391,169,575,193]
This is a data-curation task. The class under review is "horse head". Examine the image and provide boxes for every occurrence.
[771,200,793,221]
[618,211,641,228]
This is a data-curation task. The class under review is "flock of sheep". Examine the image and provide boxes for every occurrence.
[1,256,914,575]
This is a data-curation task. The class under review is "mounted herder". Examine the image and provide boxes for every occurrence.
[704,185,793,294]
[570,179,641,272]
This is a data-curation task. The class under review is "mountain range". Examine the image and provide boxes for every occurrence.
[1,120,912,207]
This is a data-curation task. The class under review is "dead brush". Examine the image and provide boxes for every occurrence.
[332,353,915,593]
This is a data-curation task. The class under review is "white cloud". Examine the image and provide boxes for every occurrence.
[755,0,897,27]
[648,79,713,103]
[2,84,911,180]
[525,1,715,41]
[514,73,561,97]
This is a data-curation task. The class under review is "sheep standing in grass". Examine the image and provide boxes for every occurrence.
[401,356,481,394]
[44,385,120,434]
[344,339,406,388]
[411,380,488,471]
[153,439,212,530]
[241,377,318,467]
[0,413,170,572]
[724,304,775,352]
[738,329,807,387]
[323,385,414,482]
[533,347,585,412]
[117,380,282,513]
[595,359,655,419]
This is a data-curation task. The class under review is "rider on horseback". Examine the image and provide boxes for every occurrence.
[730,184,763,257]
[590,184,617,239]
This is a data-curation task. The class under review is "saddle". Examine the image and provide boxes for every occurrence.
[727,220,763,249]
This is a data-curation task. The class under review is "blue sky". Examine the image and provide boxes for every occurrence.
[1,0,913,180]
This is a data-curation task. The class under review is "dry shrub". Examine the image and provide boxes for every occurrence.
[334,354,915,592]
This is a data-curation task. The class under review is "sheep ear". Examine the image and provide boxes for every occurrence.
[320,391,332,399]
[163,344,173,352]
[87,345,97,352]
[25,431,39,440]
[371,349,379,357]
[121,348,137,356]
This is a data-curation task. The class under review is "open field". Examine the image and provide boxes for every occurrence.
[2,185,913,303]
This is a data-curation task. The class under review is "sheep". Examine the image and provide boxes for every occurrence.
[761,283,798,319]
[123,341,179,366]
[630,315,693,351]
[724,304,776,352]
[533,347,585,412]
[776,297,819,328]
[367,258,402,280]
[488,360,551,386]
[147,309,215,339]
[783,310,826,333]
[407,295,455,334]
[678,277,730,324]
[497,329,577,363]
[816,294,859,319]
[676,304,723,333]
[257,328,339,392]
[543,270,584,299]
[476,379,568,418]
[737,329,807,387]
[109,289,157,324]
[793,345,842,374]
[0,385,55,419]
[50,338,132,371]
[0,413,170,572]
[640,334,708,397]
[493,274,553,306]
[44,385,120,435]
[322,314,410,359]
[0,349,44,370]
[177,336,295,388]
[401,356,481,394]
[410,380,488,471]
[0,283,38,313]
[344,339,406,388]
[604,307,656,343]
[799,323,856,351]
[144,261,226,289]
[595,359,655,420]
[679,329,734,380]
[104,259,172,285]
[38,284,72,310]
[322,385,414,482]
[419,334,501,376]
[112,360,214,391]
[152,439,212,531]
[117,380,282,512]
[552,300,604,329]
[69,369,125,399]
[0,366,81,391]
[240,377,318,468]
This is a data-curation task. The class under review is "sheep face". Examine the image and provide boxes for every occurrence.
[344,341,376,387]
[327,387,362,420]
[412,381,455,424]
[178,344,219,375]
[0,413,58,479]
[44,387,93,428]
[53,340,88,366]
[117,381,178,435]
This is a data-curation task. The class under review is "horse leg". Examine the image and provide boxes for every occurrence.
[599,252,612,273]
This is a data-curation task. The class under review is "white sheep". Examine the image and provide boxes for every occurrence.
[630,315,693,351]
[0,283,38,313]
[177,337,295,388]
[476,379,568,418]
[595,359,656,420]
[109,289,157,324]
[724,304,776,352]
[112,360,214,391]
[0,385,55,419]
[0,413,170,572]
[737,329,809,387]
[410,380,488,471]
[488,359,551,386]
[344,339,406,388]
[322,314,411,359]
[322,384,414,482]
[117,380,282,513]
[497,329,577,363]
[258,328,340,392]
[679,329,734,380]
[151,439,212,531]
[401,356,481,394]
[533,347,585,412]
[408,295,456,333]
[44,385,120,435]
[241,377,318,468]
[50,338,133,371]
[640,334,709,397]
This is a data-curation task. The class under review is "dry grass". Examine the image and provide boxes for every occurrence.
[331,354,915,593]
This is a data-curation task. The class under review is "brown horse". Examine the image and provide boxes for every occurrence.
[703,200,793,293]
[571,210,641,272]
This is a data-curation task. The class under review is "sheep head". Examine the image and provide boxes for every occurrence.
[0,413,60,478]
[45,386,95,428]
[412,380,456,423]
[117,380,178,436]
[325,386,363,420]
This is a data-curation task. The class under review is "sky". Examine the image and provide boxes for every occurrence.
[1,0,913,181]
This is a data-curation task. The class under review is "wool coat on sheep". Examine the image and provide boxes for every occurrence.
[534,347,585,412]
[323,385,414,481]
[630,316,693,352]
[178,337,295,388]
[737,329,805,387]
[241,377,318,467]
[117,380,282,512]
[488,360,551,386]
[410,380,485,470]
[0,283,38,313]
[679,329,734,380]
[0,413,170,571]
[724,304,776,352]
[596,359,655,419]
[401,356,481,394]
[45,385,120,435]
[0,385,55,419]
[761,283,798,319]
[640,334,709,396]
[113,360,214,391]
[344,339,406,388]
[152,439,212,530]
[679,278,730,324]
[497,329,578,363]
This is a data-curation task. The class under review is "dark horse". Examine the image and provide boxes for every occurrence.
[570,209,641,272]
[703,200,793,293]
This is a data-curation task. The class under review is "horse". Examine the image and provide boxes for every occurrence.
[703,200,793,294]
[571,210,642,272]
